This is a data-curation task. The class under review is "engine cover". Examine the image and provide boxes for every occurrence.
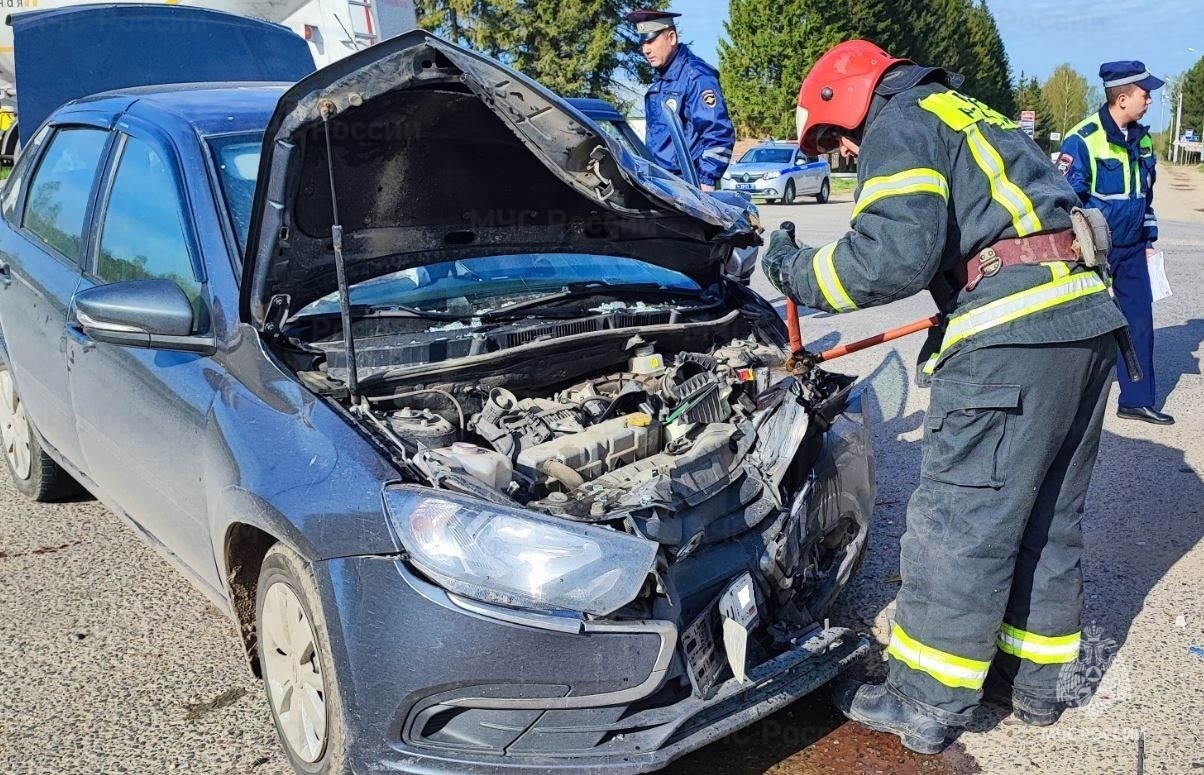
[515,414,660,488]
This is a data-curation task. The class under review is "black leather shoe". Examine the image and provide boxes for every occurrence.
[831,679,948,754]
[1116,406,1175,424]
[982,674,1064,727]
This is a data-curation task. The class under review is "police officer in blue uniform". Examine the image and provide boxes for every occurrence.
[1059,61,1172,424]
[626,10,735,191]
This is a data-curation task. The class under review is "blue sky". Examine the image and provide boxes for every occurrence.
[669,0,1202,130]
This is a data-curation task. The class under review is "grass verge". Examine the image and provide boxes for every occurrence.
[831,177,856,194]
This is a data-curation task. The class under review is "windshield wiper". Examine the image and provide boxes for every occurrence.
[478,281,705,321]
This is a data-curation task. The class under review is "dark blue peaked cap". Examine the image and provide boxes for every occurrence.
[625,10,681,42]
[1099,61,1164,91]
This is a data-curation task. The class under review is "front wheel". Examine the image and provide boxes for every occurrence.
[0,361,78,501]
[815,178,830,203]
[781,180,796,205]
[257,543,348,774]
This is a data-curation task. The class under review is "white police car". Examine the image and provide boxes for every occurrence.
[720,141,831,204]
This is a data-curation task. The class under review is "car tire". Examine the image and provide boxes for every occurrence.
[257,543,348,774]
[815,178,830,204]
[0,360,79,501]
[782,180,796,205]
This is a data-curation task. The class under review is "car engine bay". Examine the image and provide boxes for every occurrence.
[276,287,872,668]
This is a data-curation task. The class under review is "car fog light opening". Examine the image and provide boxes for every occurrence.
[385,486,657,616]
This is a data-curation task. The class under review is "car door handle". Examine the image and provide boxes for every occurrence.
[0,262,11,288]
[65,323,95,353]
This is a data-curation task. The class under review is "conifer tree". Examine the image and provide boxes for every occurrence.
[415,0,665,102]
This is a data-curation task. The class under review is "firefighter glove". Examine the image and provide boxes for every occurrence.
[762,228,806,300]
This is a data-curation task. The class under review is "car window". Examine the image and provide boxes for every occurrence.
[206,132,262,253]
[736,148,793,165]
[95,135,204,326]
[594,119,645,160]
[21,127,109,262]
[2,124,51,222]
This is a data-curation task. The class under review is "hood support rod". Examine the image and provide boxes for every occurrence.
[320,101,360,404]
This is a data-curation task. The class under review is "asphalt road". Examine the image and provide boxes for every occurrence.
[3,172,1203,774]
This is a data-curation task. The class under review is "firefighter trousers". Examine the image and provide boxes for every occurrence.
[886,334,1116,726]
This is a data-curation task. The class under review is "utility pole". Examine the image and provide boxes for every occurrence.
[1173,85,1183,165]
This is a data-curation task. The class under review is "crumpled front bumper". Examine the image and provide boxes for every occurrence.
[314,556,868,774]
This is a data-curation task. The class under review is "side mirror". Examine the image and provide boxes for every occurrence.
[74,279,215,354]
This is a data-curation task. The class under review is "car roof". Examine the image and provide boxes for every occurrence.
[71,83,289,136]
[566,97,625,122]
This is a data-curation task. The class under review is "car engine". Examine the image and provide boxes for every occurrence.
[284,298,872,648]
[384,339,777,518]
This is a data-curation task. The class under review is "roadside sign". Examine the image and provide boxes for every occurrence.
[1020,110,1036,138]
[1049,132,1062,141]
[1185,129,1198,141]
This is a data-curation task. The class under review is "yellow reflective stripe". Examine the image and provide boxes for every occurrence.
[888,624,990,690]
[998,624,1081,665]
[964,125,1042,236]
[853,168,949,218]
[922,353,940,375]
[942,272,1107,352]
[1045,261,1070,279]
[811,242,857,312]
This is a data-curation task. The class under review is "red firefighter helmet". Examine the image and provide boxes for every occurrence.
[797,40,910,156]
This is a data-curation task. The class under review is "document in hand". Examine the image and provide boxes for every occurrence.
[1147,250,1171,302]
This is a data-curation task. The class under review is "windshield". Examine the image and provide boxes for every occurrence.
[737,147,794,165]
[296,253,700,317]
[207,132,263,252]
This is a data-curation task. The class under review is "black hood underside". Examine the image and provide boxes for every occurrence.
[242,32,760,326]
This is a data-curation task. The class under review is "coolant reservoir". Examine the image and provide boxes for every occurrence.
[432,442,513,491]
[629,344,665,375]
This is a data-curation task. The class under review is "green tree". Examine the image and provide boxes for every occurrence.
[1041,63,1092,137]
[719,0,1014,138]
[1014,71,1055,144]
[914,0,980,90]
[718,0,843,139]
[1180,55,1204,148]
[965,0,1013,115]
[415,0,665,101]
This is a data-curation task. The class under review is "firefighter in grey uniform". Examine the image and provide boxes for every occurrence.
[762,40,1128,753]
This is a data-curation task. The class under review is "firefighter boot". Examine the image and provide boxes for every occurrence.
[982,672,1064,727]
[832,679,949,754]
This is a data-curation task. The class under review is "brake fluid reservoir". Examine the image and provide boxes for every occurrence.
[432,442,513,491]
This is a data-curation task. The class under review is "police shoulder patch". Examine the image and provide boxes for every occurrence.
[1056,153,1074,176]
[701,89,717,108]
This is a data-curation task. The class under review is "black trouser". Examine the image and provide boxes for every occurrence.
[885,334,1115,726]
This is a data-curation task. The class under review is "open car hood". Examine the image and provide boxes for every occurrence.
[242,30,760,327]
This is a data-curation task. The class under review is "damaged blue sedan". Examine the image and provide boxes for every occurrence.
[0,6,874,773]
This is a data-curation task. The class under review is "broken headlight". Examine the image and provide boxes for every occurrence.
[384,486,657,616]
